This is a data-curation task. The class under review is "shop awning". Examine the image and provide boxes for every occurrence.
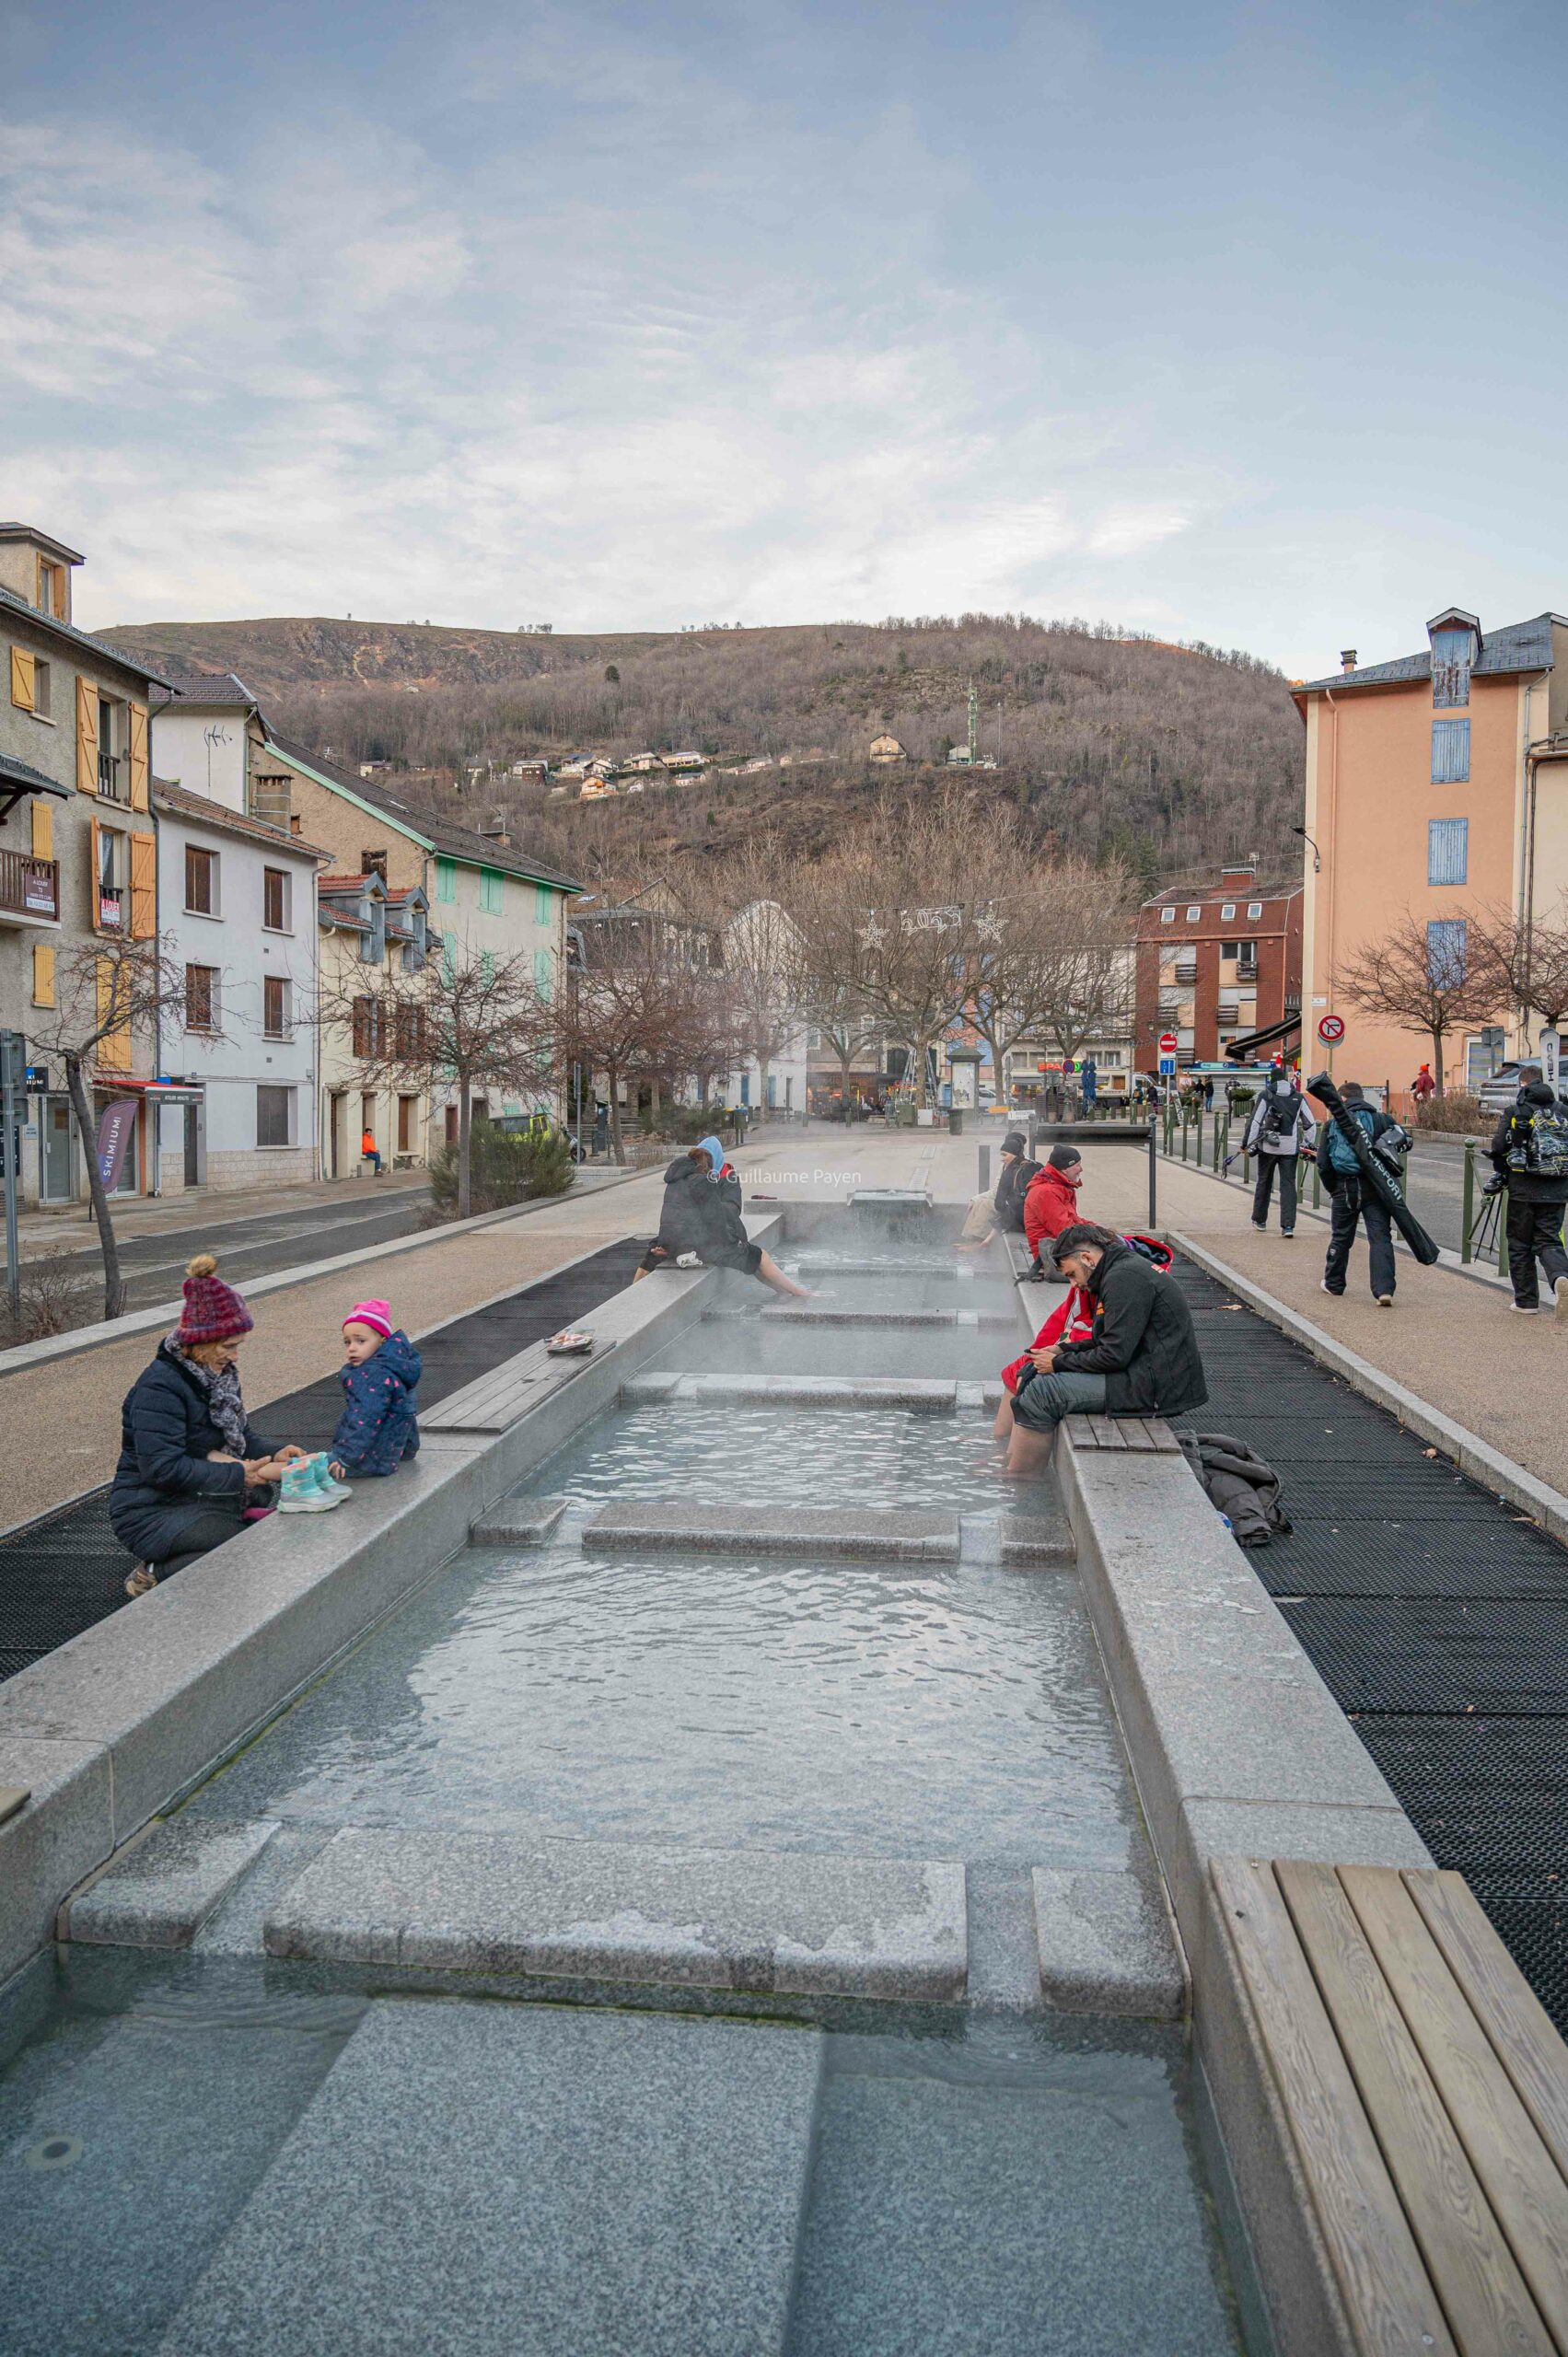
[1224,1012,1301,1061]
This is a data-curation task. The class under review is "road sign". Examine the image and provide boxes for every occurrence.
[1158,1055,1177,1077]
[1317,1014,1345,1044]
[1158,1031,1178,1056]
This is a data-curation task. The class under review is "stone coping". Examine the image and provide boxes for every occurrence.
[580,1503,963,1561]
[1171,1227,1568,1548]
[0,1237,750,1991]
[619,1372,964,1413]
[261,1825,969,2003]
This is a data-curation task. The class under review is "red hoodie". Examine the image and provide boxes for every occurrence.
[1001,1285,1095,1394]
[1023,1165,1081,1262]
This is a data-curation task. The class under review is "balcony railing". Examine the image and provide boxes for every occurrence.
[98,751,129,804]
[0,850,60,922]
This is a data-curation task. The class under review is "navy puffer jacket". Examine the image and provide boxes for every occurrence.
[332,1329,422,1477]
[110,1342,277,1563]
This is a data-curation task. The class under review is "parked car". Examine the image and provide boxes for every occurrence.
[1477,1063,1522,1118]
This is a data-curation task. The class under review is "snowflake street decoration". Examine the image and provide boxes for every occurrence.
[858,917,887,950]
[975,910,1005,945]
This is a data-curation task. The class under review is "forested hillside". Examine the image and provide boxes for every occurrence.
[101,610,1305,886]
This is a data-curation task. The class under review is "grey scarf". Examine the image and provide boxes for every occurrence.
[166,1333,249,1458]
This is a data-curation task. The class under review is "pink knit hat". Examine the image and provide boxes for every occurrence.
[178,1255,254,1345]
[344,1298,394,1340]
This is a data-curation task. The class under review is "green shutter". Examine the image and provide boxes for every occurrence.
[535,881,551,924]
[534,947,551,994]
[478,865,504,913]
[435,857,457,904]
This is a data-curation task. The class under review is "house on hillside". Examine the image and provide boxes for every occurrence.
[623,752,667,775]
[249,734,580,1149]
[868,733,906,764]
[578,777,618,801]
[663,749,708,773]
[1,523,169,1207]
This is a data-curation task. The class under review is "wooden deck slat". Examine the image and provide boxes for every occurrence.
[1406,1871,1568,2189]
[1062,1416,1100,1448]
[1083,1415,1127,1449]
[1340,1867,1568,2350]
[1211,1856,1459,2356]
[1276,1861,1551,2357]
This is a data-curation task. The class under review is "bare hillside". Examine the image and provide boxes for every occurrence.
[101,610,1305,883]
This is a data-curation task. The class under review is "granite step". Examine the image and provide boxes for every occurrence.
[157,2000,823,2357]
[620,1372,960,1413]
[581,1503,962,1562]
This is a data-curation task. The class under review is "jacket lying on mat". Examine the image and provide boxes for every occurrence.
[1051,1237,1208,1418]
[110,1341,278,1563]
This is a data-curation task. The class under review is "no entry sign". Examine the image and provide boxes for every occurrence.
[1158,1031,1178,1056]
[1318,1014,1345,1044]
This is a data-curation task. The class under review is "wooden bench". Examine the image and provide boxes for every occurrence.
[1063,1413,1180,1454]
[421,1339,610,1434]
[1213,1857,1568,2354]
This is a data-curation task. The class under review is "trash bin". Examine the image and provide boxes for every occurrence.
[949,1108,965,1137]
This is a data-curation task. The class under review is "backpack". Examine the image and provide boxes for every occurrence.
[1327,1103,1376,1174]
[1507,1103,1568,1178]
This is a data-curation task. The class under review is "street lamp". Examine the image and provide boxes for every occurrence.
[1293,825,1321,875]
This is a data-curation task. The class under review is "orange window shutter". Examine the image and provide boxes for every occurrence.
[90,815,103,931]
[32,944,55,1007]
[129,702,149,810]
[130,830,157,938]
[97,959,132,1070]
[10,646,34,711]
[76,676,99,794]
[31,798,53,860]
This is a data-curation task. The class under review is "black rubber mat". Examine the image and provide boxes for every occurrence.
[1353,1713,1568,1795]
[1172,1248,1568,2034]
[1257,1522,1568,1600]
[0,1236,646,1683]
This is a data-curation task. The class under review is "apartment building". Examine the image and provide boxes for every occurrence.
[0,525,169,1206]
[1295,610,1568,1089]
[255,737,579,1155]
[317,872,437,1177]
[1134,865,1303,1072]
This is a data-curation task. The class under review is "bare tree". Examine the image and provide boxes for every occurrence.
[788,852,885,1107]
[693,839,808,1114]
[1469,898,1568,1044]
[961,827,1138,1089]
[328,948,552,1220]
[831,787,982,1105]
[28,935,187,1317]
[557,903,733,1164]
[1335,910,1502,1097]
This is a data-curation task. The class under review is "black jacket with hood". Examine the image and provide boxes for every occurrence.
[1052,1237,1209,1417]
[1315,1100,1399,1194]
[1491,1082,1568,1204]
[993,1152,1043,1233]
[110,1341,277,1564]
[654,1154,747,1256]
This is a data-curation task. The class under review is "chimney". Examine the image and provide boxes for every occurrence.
[1340,649,1357,673]
[481,812,510,846]
[1220,860,1255,882]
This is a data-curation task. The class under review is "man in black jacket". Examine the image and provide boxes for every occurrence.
[1490,1072,1568,1318]
[1006,1223,1208,1474]
[1316,1081,1400,1304]
[958,1129,1042,1250]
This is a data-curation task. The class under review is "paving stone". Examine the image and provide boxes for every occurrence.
[64,1817,280,1949]
[158,2001,823,2357]
[1032,1866,1184,2018]
[264,1826,968,2000]
[467,1495,568,1547]
[1001,1510,1075,1567]
[581,1502,962,1561]
[192,1823,341,1956]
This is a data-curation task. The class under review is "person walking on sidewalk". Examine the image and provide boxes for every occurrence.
[1317,1082,1400,1304]
[1411,1062,1436,1107]
[1490,1074,1568,1318]
[1244,1067,1316,1237]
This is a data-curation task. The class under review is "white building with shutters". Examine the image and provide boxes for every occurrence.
[151,782,331,1193]
[0,523,168,1208]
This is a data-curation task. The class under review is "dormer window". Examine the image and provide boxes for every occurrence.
[1428,609,1480,710]
[36,558,66,619]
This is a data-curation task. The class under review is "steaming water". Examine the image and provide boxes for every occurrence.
[527,1400,1015,1513]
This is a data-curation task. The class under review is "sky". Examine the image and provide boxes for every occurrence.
[3,0,1564,674]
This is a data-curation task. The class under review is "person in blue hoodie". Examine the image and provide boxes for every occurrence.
[633,1135,810,1296]
[329,1297,422,1478]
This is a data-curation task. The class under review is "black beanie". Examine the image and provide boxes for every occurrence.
[1048,1144,1082,1171]
[1002,1130,1027,1156]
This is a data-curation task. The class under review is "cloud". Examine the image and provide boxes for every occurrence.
[1086,505,1192,558]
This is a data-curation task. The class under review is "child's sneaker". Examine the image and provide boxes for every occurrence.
[278,1459,335,1513]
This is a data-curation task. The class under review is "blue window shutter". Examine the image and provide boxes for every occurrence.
[1427,818,1469,886]
[1432,720,1469,784]
[1426,916,1468,987]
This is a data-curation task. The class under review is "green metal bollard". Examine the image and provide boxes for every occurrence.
[1460,1139,1475,1265]
[1311,1155,1321,1211]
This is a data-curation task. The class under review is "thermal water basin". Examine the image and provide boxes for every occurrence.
[182,1539,1134,1869]
[0,1952,1243,2357]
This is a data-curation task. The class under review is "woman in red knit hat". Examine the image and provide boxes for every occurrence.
[110,1253,305,1596]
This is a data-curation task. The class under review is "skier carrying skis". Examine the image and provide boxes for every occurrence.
[1315,1081,1410,1305]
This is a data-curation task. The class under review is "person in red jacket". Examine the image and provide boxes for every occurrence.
[1022,1146,1084,1274]
[993,1281,1096,1442]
